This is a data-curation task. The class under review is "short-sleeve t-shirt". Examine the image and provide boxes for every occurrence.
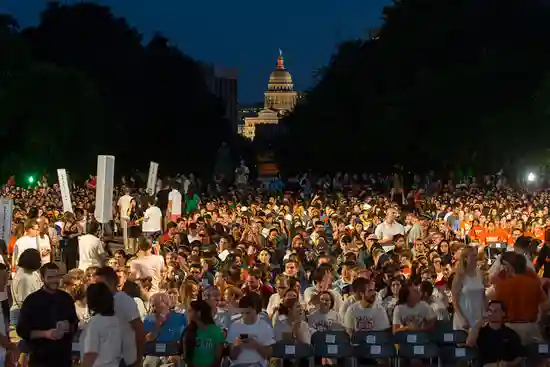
[168,190,182,215]
[81,314,122,367]
[114,292,140,365]
[227,318,275,367]
[392,301,436,328]
[192,324,225,367]
[129,254,165,293]
[343,302,390,332]
[307,310,343,332]
[143,312,187,342]
[185,194,200,214]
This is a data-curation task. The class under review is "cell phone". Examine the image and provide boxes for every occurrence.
[240,334,249,340]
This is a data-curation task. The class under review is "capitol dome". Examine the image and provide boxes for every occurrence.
[268,54,294,91]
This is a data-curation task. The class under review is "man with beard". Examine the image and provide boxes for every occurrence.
[17,263,78,367]
[241,269,274,310]
[343,277,390,333]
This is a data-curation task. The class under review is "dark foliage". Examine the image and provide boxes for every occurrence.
[278,0,550,175]
[0,3,241,181]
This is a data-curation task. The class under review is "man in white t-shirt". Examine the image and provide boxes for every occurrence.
[374,207,405,244]
[129,238,165,293]
[227,293,274,367]
[344,278,390,333]
[12,219,40,270]
[117,187,133,252]
[36,217,52,265]
[78,221,106,270]
[95,266,145,367]
[167,185,182,222]
[142,198,162,245]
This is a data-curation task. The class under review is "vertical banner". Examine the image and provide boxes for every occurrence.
[147,161,159,195]
[57,169,73,213]
[0,198,13,245]
[95,155,115,224]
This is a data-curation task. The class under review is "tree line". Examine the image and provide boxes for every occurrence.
[0,3,242,182]
[5,1,550,182]
[276,0,550,175]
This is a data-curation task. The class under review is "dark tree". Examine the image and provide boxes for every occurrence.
[0,2,239,181]
[279,0,550,174]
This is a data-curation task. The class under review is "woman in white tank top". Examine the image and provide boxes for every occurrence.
[451,246,485,330]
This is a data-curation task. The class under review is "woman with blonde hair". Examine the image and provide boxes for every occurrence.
[222,286,242,313]
[177,279,200,312]
[451,245,485,331]
[8,222,24,260]
[213,271,228,297]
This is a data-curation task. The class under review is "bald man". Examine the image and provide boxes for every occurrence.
[36,216,52,265]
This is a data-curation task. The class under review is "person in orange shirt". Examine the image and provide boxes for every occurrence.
[480,221,507,245]
[495,225,510,244]
[493,252,548,344]
[469,219,485,243]
[532,222,545,243]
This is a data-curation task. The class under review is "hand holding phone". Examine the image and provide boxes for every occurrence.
[55,321,67,338]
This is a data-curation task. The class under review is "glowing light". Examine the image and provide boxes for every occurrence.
[527,172,536,182]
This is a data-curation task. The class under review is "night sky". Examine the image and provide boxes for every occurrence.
[2,0,390,103]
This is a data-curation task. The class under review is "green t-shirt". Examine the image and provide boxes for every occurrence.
[185,194,200,213]
[193,324,225,367]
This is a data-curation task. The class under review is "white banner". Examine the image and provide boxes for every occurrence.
[57,168,73,213]
[147,161,159,195]
[0,198,13,245]
[95,155,115,223]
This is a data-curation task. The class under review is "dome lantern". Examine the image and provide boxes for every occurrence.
[268,49,293,91]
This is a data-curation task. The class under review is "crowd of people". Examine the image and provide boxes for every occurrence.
[1,170,550,367]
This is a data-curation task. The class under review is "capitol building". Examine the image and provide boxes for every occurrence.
[240,51,298,140]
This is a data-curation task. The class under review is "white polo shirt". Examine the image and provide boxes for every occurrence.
[168,189,182,215]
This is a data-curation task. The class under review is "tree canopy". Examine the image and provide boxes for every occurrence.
[279,0,550,175]
[0,3,235,180]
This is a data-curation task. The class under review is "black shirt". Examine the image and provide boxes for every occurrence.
[17,288,78,367]
[156,189,170,213]
[477,324,522,365]
[536,244,550,278]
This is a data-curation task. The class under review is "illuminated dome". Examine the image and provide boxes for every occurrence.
[268,54,294,91]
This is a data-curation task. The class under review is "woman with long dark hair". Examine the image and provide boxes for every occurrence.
[183,300,224,367]
[81,283,122,367]
[126,198,141,253]
[62,211,81,271]
[10,249,42,328]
